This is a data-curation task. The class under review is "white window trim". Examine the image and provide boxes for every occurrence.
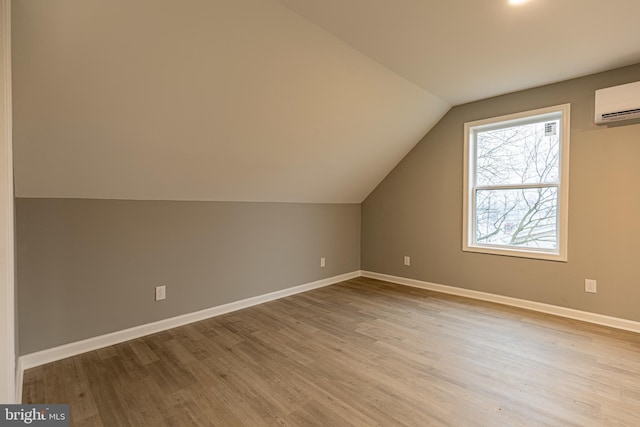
[462,104,570,262]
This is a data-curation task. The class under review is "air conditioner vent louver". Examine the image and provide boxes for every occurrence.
[601,108,640,120]
[595,81,640,125]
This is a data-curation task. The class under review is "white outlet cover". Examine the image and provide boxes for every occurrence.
[403,256,411,266]
[585,279,597,293]
[320,257,326,267]
[155,285,166,301]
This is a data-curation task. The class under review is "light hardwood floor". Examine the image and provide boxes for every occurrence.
[22,277,640,426]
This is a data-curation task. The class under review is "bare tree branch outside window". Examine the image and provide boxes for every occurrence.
[474,120,560,250]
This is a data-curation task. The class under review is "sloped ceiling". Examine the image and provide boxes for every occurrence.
[12,0,640,203]
[276,0,640,105]
[12,0,448,203]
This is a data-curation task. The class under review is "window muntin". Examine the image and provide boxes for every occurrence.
[463,105,570,261]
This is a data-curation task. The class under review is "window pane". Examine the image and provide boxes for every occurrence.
[476,120,559,186]
[475,187,558,250]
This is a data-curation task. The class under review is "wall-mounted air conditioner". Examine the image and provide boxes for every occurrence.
[595,81,640,125]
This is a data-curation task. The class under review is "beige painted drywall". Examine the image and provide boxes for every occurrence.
[11,0,447,203]
[362,63,640,323]
[0,0,16,404]
[17,199,360,354]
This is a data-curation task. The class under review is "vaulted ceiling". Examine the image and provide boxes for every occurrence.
[12,0,640,203]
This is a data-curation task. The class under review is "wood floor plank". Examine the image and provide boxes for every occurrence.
[22,278,640,426]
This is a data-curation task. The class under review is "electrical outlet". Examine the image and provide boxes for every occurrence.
[155,285,166,301]
[320,257,326,267]
[585,279,597,294]
[403,256,411,266]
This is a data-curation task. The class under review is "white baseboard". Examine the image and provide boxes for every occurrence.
[18,271,361,373]
[361,271,640,334]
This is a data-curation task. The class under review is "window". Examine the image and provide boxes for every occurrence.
[463,104,570,261]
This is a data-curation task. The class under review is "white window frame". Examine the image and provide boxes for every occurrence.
[463,104,570,262]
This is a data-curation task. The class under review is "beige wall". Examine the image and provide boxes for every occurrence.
[362,63,640,323]
[17,199,360,354]
[14,62,640,358]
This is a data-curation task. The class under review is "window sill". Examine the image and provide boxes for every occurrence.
[463,244,567,262]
